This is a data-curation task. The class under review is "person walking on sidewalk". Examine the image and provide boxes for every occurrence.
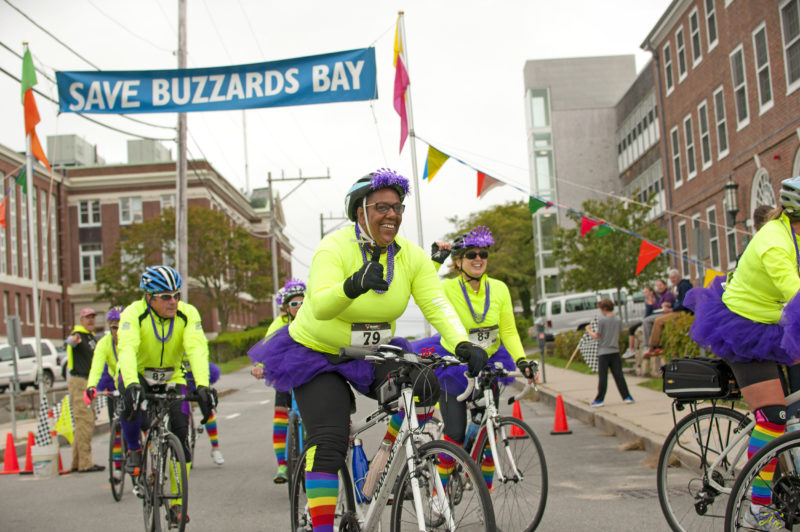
[585,299,633,407]
[67,307,104,472]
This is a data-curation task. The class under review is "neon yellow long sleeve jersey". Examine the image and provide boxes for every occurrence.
[117,298,210,388]
[265,314,289,337]
[87,333,118,389]
[289,225,469,354]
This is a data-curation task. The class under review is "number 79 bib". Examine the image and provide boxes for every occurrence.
[351,322,391,349]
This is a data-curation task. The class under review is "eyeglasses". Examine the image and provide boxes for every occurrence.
[288,300,303,308]
[365,202,405,215]
[110,325,120,331]
[153,291,181,302]
[464,251,489,260]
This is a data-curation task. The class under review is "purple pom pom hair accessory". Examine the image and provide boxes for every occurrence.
[283,278,306,292]
[370,168,410,196]
[275,287,287,306]
[463,225,494,248]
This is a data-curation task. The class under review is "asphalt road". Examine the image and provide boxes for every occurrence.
[0,367,672,531]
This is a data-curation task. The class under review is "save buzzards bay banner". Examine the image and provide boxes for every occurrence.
[56,48,376,114]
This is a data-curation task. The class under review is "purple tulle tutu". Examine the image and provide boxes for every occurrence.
[411,335,515,395]
[97,365,115,391]
[247,326,375,393]
[184,362,221,393]
[684,276,800,365]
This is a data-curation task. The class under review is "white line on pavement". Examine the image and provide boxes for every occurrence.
[225,413,241,420]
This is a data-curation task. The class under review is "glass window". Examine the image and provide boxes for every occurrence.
[25,294,31,324]
[543,275,559,296]
[713,87,729,158]
[753,25,774,111]
[671,127,683,186]
[676,27,688,81]
[534,151,554,198]
[539,214,556,251]
[552,301,562,315]
[730,46,750,127]
[723,198,738,266]
[707,206,721,269]
[679,222,690,277]
[533,133,551,148]
[684,114,697,178]
[705,0,718,49]
[529,88,550,128]
[698,101,712,168]
[565,296,597,313]
[79,243,102,282]
[50,194,58,284]
[664,43,674,94]
[119,197,143,225]
[160,194,176,210]
[690,8,703,66]
[78,200,101,227]
[534,303,545,318]
[781,0,800,92]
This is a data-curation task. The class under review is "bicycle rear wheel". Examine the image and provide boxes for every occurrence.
[286,413,301,492]
[473,416,548,531]
[188,407,197,470]
[157,433,189,532]
[657,406,749,531]
[390,440,495,531]
[289,447,356,531]
[141,432,159,532]
[109,418,128,502]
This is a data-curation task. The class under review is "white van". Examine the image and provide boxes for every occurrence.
[0,339,60,392]
[533,288,646,339]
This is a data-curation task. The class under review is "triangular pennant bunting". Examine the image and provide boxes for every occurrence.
[529,196,550,214]
[15,167,26,195]
[594,225,614,237]
[580,216,601,237]
[635,240,664,275]
[477,172,503,199]
[423,145,449,182]
[0,195,6,230]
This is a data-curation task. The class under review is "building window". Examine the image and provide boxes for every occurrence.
[678,221,690,277]
[781,0,800,93]
[25,294,31,324]
[671,126,683,187]
[529,88,551,128]
[15,293,20,318]
[713,86,729,158]
[752,169,777,219]
[684,114,697,179]
[38,189,47,283]
[78,199,100,227]
[705,0,718,50]
[55,299,61,326]
[664,43,674,94]
[50,194,58,284]
[692,215,704,281]
[119,197,143,225]
[707,206,721,269]
[45,297,52,326]
[80,243,102,282]
[730,46,750,129]
[676,26,688,81]
[698,101,712,169]
[0,181,5,276]
[752,24,774,113]
[690,8,703,66]
[723,197,738,267]
[160,194,176,210]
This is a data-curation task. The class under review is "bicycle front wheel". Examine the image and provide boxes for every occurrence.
[109,418,128,502]
[725,429,800,531]
[286,412,301,492]
[289,447,356,532]
[157,434,189,532]
[473,416,548,531]
[141,432,159,532]
[657,406,749,531]
[390,440,495,531]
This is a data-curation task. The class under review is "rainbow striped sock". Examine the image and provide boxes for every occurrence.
[205,412,219,448]
[437,435,458,489]
[112,429,123,469]
[383,409,433,446]
[273,410,288,467]
[306,470,338,532]
[480,448,494,491]
[748,411,786,506]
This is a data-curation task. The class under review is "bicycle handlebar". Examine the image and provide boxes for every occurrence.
[337,345,463,368]
[456,370,533,403]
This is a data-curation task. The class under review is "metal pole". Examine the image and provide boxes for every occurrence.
[269,172,280,320]
[242,110,250,196]
[176,0,189,300]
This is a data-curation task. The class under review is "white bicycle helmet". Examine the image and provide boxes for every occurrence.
[781,176,800,217]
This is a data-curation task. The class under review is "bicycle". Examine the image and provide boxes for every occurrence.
[285,391,304,493]
[99,390,130,502]
[289,343,496,531]
[455,361,549,531]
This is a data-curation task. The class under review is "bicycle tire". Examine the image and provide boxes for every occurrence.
[140,432,159,532]
[286,413,301,493]
[724,429,800,531]
[657,406,749,531]
[188,407,196,471]
[289,447,356,532]
[109,418,128,502]
[390,439,496,531]
[473,416,548,531]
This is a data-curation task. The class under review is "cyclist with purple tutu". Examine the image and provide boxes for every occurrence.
[685,176,800,530]
[413,226,536,469]
[247,168,488,531]
[251,278,306,483]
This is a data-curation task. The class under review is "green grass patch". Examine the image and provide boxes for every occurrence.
[217,355,252,374]
[638,377,663,392]
[542,356,595,375]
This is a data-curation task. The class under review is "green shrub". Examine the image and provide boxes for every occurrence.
[209,325,269,364]
[553,330,582,359]
[515,316,532,344]
[662,312,700,360]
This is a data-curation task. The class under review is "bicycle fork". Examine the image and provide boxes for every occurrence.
[482,390,523,484]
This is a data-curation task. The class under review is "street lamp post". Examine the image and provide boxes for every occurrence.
[724,178,740,227]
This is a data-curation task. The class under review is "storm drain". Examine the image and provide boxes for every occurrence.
[616,488,660,499]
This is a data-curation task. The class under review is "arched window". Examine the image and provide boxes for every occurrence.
[750,168,776,219]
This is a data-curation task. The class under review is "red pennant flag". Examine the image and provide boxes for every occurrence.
[394,56,410,153]
[476,172,503,199]
[580,216,601,237]
[0,195,6,230]
[635,240,663,275]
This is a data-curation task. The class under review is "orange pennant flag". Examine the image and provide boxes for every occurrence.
[635,240,663,275]
[30,130,50,170]
[0,195,6,230]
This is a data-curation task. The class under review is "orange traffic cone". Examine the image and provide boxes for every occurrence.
[58,448,71,475]
[510,401,525,437]
[0,433,20,474]
[19,432,34,475]
[550,394,572,435]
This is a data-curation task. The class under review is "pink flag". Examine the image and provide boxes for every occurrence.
[0,195,6,230]
[580,216,601,237]
[394,56,410,153]
[477,172,503,199]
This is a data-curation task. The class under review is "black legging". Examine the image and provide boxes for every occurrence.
[295,361,440,474]
[594,353,631,402]
[438,387,501,444]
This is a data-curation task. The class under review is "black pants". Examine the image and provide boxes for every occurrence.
[121,381,191,462]
[595,353,631,402]
[275,390,292,408]
[295,361,440,474]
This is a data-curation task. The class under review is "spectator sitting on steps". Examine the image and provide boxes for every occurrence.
[645,269,693,358]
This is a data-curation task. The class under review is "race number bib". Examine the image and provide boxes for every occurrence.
[143,367,175,386]
[469,325,499,349]
[351,322,391,349]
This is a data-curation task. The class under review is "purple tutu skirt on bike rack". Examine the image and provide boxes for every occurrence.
[684,276,800,365]
[411,335,516,395]
[97,364,115,391]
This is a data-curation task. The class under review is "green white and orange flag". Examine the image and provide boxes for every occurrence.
[21,48,50,171]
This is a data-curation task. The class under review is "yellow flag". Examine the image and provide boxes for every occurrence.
[423,145,449,182]
[703,268,725,287]
[393,16,402,67]
[54,396,74,444]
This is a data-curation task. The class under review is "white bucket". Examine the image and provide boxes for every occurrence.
[31,443,58,478]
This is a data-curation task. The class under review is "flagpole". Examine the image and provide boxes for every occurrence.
[22,43,45,410]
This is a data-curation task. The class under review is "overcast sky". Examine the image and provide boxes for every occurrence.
[0,0,669,334]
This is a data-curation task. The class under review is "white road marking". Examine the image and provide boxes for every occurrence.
[225,413,241,420]
[260,400,271,405]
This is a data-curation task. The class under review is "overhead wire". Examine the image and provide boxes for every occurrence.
[86,0,174,54]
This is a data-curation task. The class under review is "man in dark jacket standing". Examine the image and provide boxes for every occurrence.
[645,269,693,357]
[67,308,103,472]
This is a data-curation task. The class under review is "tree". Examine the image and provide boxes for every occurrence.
[445,200,536,318]
[96,206,271,332]
[552,195,668,312]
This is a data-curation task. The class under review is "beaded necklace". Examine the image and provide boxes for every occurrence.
[147,304,175,342]
[459,276,491,323]
[355,223,394,294]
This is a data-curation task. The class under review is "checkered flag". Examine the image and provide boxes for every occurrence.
[34,394,53,447]
[94,394,106,417]
[577,317,599,373]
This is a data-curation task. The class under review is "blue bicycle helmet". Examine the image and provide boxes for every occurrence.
[140,265,182,294]
[106,305,125,321]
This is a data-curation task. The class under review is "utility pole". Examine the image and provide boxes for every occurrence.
[176,0,189,300]
[320,213,350,239]
[267,169,330,318]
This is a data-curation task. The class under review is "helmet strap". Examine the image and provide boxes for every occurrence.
[358,197,378,244]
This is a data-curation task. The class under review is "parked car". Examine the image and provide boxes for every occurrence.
[0,339,61,393]
[533,288,646,339]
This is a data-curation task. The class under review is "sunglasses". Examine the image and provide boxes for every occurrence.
[464,251,489,260]
[365,202,405,215]
[110,325,120,331]
[288,300,303,308]
[153,291,181,302]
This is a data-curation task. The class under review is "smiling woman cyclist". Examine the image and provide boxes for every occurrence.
[248,168,488,531]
